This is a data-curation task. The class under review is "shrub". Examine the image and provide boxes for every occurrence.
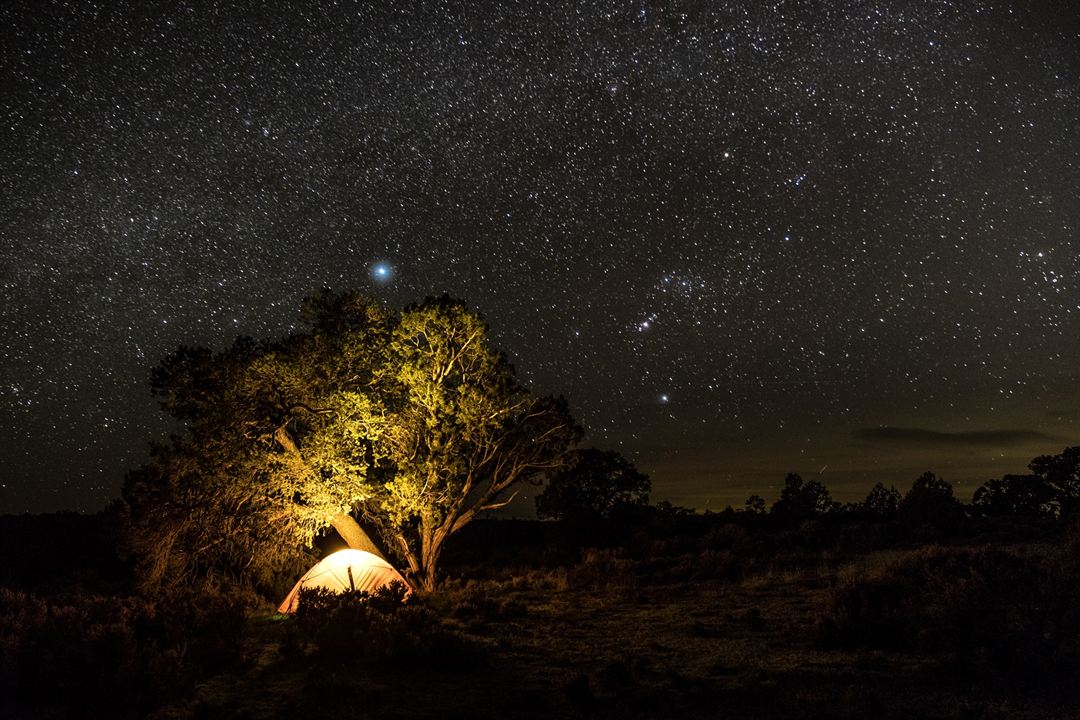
[699,523,753,554]
[441,583,528,626]
[292,583,484,669]
[661,550,742,584]
[0,587,245,719]
[818,544,1080,679]
[566,549,638,593]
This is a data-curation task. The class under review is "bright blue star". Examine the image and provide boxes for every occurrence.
[371,262,393,283]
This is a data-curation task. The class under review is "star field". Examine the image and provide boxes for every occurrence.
[2,1,1079,513]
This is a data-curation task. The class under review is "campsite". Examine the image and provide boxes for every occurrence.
[5,2,1080,718]
[2,295,1080,719]
[3,485,1080,719]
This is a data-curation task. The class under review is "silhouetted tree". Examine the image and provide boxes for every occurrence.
[535,448,649,522]
[972,474,1057,520]
[771,473,835,521]
[744,494,767,514]
[904,471,955,500]
[1029,446,1080,516]
[863,483,902,519]
[898,471,964,533]
[124,292,580,593]
[652,500,695,518]
[971,447,1080,521]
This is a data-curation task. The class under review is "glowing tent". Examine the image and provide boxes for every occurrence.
[278,549,410,614]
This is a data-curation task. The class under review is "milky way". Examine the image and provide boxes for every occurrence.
[3,1,1079,513]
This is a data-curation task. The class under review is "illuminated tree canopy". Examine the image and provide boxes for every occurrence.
[123,291,580,593]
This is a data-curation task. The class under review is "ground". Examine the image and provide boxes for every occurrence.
[149,548,1079,720]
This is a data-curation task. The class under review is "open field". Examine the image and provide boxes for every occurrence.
[150,547,1078,720]
[4,510,1078,720]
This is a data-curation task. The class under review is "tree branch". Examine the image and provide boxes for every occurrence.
[287,402,333,415]
[274,426,301,456]
[478,489,518,512]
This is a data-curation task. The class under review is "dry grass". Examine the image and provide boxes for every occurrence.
[146,548,1080,720]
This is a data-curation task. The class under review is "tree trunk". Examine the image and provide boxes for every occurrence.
[330,512,385,560]
[417,571,437,592]
[417,536,443,592]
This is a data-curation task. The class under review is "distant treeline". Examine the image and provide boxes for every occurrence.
[505,445,1080,565]
[736,445,1080,532]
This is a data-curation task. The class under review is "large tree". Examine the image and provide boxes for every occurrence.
[770,473,835,521]
[972,446,1080,520]
[897,471,964,533]
[124,292,579,593]
[535,448,650,522]
[863,482,902,519]
[1028,446,1080,516]
[370,297,581,588]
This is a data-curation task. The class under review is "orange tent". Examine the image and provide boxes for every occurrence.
[278,549,410,614]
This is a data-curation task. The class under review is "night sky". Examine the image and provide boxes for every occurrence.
[3,1,1079,514]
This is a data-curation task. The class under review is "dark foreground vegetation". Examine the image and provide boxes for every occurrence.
[3,452,1080,720]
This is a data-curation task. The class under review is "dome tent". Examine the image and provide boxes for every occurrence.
[278,549,410,614]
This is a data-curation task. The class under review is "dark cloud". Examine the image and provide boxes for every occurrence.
[853,427,1058,448]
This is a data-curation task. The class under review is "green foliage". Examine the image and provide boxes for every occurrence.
[535,448,650,522]
[124,291,579,595]
[121,447,314,598]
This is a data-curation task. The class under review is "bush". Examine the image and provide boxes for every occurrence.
[566,549,639,593]
[0,587,245,719]
[699,523,753,554]
[818,543,1080,679]
[292,583,484,669]
[442,583,529,626]
[657,550,742,584]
